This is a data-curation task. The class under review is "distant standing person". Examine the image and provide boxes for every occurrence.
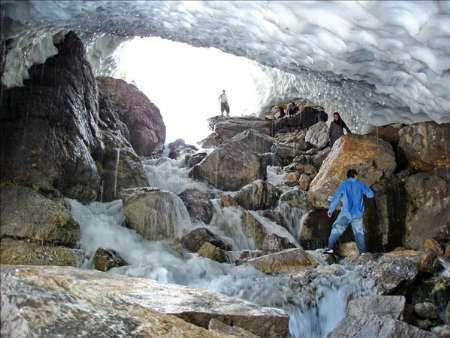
[218,90,230,118]
[324,169,374,255]
[329,112,351,146]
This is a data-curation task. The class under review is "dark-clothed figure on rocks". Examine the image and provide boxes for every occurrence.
[329,112,351,146]
[287,101,299,116]
[324,169,374,254]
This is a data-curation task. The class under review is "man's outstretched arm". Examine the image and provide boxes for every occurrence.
[362,183,375,198]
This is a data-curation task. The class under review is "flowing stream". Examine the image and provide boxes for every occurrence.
[70,155,372,338]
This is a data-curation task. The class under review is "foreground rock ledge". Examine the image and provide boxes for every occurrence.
[0,265,289,338]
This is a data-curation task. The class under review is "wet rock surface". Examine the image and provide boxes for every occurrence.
[179,189,214,224]
[181,227,231,252]
[0,31,101,201]
[247,248,319,274]
[233,180,281,210]
[0,265,290,338]
[0,238,84,266]
[97,76,166,156]
[97,89,148,201]
[93,248,127,272]
[122,188,190,241]
[0,185,80,246]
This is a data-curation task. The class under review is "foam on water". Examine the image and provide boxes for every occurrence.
[143,156,208,195]
[70,197,372,338]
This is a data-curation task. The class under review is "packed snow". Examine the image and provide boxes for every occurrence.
[2,1,450,128]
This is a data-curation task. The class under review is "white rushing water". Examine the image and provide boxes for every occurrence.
[69,156,373,338]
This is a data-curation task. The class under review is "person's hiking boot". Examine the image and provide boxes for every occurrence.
[323,248,335,255]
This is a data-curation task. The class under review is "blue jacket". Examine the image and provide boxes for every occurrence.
[328,178,374,220]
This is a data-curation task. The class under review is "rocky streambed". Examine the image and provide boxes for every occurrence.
[1,31,450,338]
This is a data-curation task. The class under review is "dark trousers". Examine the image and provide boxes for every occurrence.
[221,102,230,115]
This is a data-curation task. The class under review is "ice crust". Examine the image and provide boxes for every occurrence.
[2,0,450,126]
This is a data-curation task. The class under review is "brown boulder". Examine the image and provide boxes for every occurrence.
[93,248,127,272]
[308,134,396,208]
[181,227,231,252]
[190,130,268,191]
[233,180,281,210]
[198,242,227,263]
[247,248,319,274]
[97,76,166,156]
[398,122,450,172]
[404,173,450,249]
[213,116,273,141]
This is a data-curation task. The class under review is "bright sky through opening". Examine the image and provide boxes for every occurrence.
[115,37,272,145]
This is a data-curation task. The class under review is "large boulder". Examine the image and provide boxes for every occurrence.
[167,138,197,160]
[328,313,437,338]
[241,211,299,252]
[212,116,273,141]
[0,265,290,338]
[0,185,79,246]
[398,122,450,172]
[233,180,281,210]
[347,296,406,320]
[122,188,191,241]
[308,134,396,208]
[190,130,269,191]
[97,76,166,156]
[178,189,214,224]
[0,31,102,201]
[247,248,319,274]
[97,88,148,201]
[403,173,450,249]
[181,227,231,252]
[0,238,84,267]
[305,121,329,149]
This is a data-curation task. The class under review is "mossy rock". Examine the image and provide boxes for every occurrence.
[0,185,80,246]
[93,248,127,272]
[0,238,84,266]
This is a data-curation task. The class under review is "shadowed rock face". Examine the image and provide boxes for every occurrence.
[0,31,102,201]
[97,76,166,156]
[398,122,450,172]
[0,265,290,338]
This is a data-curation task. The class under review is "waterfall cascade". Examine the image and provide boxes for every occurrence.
[69,153,377,338]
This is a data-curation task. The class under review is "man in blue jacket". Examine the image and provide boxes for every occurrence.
[324,169,374,254]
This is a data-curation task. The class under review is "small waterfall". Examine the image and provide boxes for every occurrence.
[278,201,308,239]
[143,156,208,194]
[113,147,120,199]
[209,199,254,250]
[288,270,373,338]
